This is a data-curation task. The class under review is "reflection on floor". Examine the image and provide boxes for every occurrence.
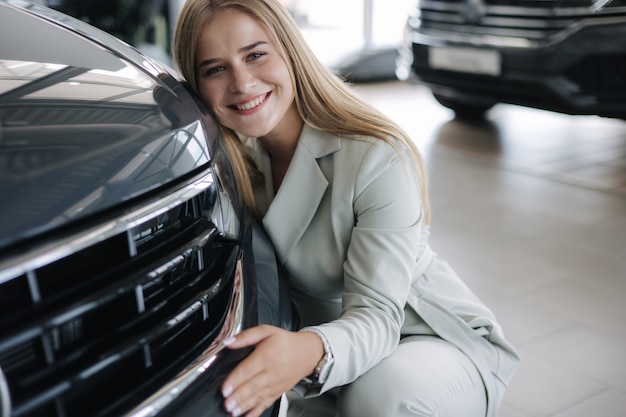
[353,81,626,417]
[434,108,626,196]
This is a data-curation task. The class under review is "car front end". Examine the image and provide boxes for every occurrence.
[397,0,626,119]
[0,1,281,416]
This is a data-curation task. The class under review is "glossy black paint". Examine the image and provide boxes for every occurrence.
[0,1,218,252]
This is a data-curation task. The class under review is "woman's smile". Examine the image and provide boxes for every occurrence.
[230,92,271,114]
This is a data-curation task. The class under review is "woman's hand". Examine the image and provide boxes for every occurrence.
[220,325,324,417]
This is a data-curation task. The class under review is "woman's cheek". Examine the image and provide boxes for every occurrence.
[199,87,218,111]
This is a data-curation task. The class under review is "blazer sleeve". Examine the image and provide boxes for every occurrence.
[312,140,426,393]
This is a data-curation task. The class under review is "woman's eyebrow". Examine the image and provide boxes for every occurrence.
[197,57,220,69]
[240,41,268,53]
[197,41,269,70]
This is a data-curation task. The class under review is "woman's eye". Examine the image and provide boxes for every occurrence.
[247,52,265,61]
[205,66,225,76]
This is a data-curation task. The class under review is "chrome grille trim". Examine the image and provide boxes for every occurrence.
[412,16,624,48]
[0,365,10,417]
[0,164,247,416]
[413,0,626,48]
[0,172,216,284]
[126,257,245,417]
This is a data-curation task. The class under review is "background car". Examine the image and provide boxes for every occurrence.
[396,0,626,120]
[0,1,291,416]
[39,0,182,68]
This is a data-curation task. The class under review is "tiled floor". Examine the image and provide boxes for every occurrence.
[352,81,626,417]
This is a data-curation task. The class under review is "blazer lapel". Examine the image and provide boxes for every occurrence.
[262,125,341,263]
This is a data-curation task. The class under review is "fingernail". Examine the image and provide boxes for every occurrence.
[232,406,242,417]
[225,398,237,412]
[223,336,236,346]
[222,384,233,397]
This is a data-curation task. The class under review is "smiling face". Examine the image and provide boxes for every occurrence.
[195,8,301,141]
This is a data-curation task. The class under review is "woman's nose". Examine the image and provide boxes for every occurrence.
[229,65,255,93]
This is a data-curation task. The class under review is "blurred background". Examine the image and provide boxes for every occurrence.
[41,0,414,77]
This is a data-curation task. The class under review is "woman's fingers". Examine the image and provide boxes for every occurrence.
[221,325,284,415]
[223,324,276,349]
[221,325,280,396]
[224,370,277,417]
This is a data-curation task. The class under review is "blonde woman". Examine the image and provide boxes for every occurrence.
[173,1,518,416]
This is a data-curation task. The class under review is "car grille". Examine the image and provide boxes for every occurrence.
[0,171,242,417]
[416,0,626,44]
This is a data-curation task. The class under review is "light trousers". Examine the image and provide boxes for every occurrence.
[286,336,487,417]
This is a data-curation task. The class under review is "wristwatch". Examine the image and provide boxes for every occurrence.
[300,328,334,386]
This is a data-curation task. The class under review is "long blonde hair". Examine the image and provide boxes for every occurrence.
[173,0,430,223]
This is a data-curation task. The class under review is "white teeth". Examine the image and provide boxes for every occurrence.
[235,95,266,110]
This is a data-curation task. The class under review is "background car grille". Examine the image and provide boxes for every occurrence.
[416,0,626,42]
[0,172,241,417]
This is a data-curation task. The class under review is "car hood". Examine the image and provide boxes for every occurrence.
[0,1,217,252]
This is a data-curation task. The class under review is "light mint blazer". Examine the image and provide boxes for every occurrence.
[244,124,519,417]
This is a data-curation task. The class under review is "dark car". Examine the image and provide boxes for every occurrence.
[396,0,626,120]
[0,1,291,416]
